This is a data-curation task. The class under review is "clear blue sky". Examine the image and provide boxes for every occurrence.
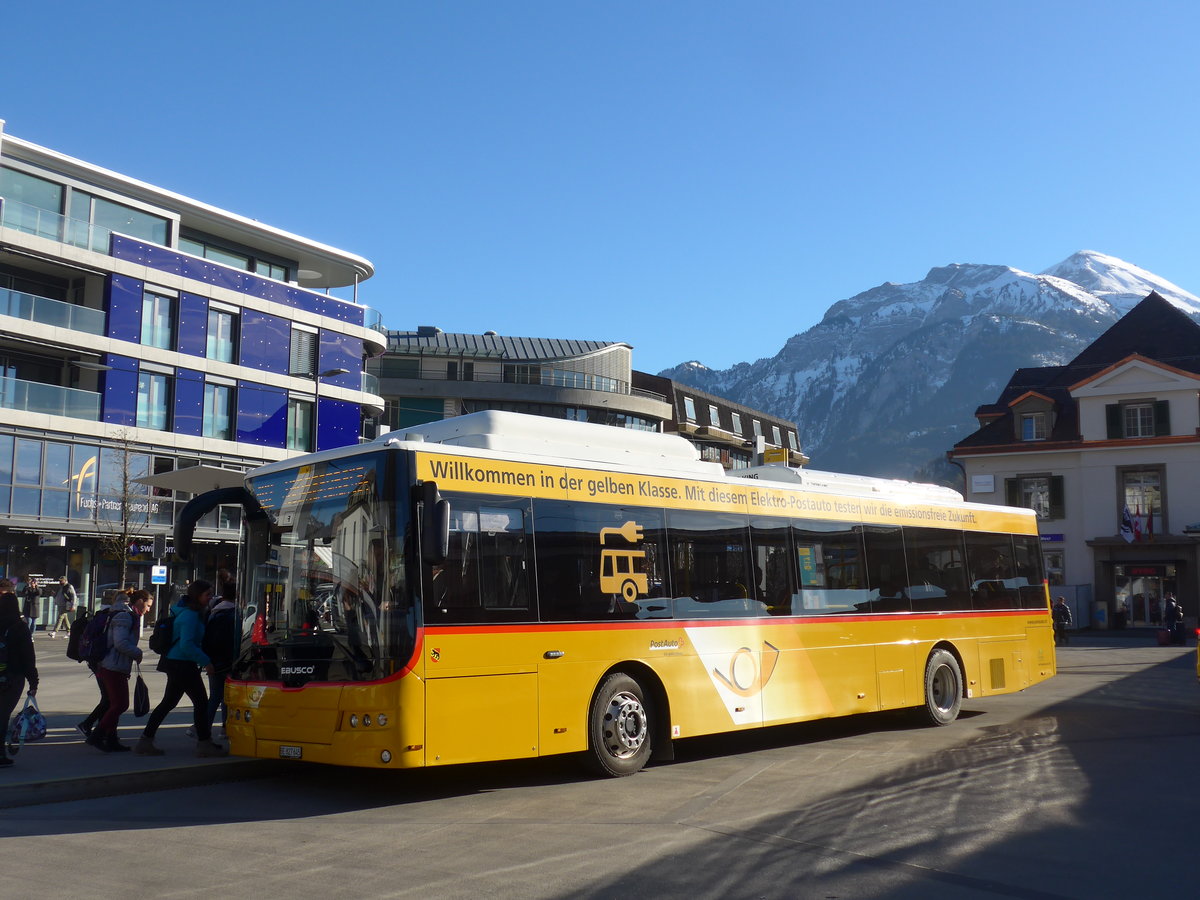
[5,1,1199,373]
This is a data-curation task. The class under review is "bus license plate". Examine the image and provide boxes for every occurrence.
[279,745,302,759]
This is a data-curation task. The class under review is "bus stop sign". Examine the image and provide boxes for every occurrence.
[151,565,168,585]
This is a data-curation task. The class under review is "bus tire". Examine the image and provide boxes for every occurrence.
[586,672,653,777]
[921,648,963,726]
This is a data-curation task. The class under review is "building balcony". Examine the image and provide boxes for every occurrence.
[0,286,106,335]
[1,197,116,253]
[0,376,101,420]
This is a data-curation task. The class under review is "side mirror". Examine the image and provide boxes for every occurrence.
[420,483,450,565]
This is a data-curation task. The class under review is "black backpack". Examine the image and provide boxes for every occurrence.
[148,615,175,655]
[77,608,114,666]
[65,610,91,661]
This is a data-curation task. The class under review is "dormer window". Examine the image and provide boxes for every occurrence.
[1020,412,1046,441]
[1106,400,1169,439]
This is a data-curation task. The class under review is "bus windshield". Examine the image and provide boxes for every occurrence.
[234,450,415,685]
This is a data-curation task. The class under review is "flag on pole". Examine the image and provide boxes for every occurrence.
[1120,506,1135,543]
[1147,507,1154,542]
[1134,504,1143,542]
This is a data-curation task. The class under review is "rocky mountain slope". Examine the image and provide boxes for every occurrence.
[662,251,1200,479]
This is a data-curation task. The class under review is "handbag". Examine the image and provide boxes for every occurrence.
[5,694,48,755]
[133,663,150,717]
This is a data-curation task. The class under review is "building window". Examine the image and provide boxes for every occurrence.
[504,364,542,385]
[731,412,743,435]
[180,235,290,282]
[1021,412,1047,440]
[289,326,318,377]
[1005,474,1064,519]
[203,383,234,441]
[787,431,798,451]
[708,405,720,428]
[752,419,762,438]
[1120,467,1163,534]
[1043,549,1065,586]
[206,307,238,363]
[446,361,474,381]
[771,425,782,445]
[141,291,175,350]
[1107,400,1169,438]
[69,191,169,251]
[287,398,314,452]
[137,371,172,431]
[683,397,697,423]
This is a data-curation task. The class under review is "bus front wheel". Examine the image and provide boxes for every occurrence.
[586,672,653,777]
[921,649,963,726]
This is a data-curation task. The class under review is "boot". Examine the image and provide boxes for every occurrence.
[134,736,165,756]
[104,732,132,753]
[86,729,111,753]
[195,739,229,758]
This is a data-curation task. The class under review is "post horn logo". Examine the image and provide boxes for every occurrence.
[713,641,781,697]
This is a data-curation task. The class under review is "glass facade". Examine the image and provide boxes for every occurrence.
[141,291,175,350]
[204,383,234,441]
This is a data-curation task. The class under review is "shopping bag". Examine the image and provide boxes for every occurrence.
[133,664,150,717]
[6,694,47,755]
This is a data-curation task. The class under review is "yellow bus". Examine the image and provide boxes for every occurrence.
[177,411,1056,777]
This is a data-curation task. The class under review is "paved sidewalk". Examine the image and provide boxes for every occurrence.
[1,631,272,809]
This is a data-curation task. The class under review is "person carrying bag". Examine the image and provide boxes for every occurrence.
[0,581,39,767]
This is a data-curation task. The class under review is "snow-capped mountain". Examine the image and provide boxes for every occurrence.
[662,251,1200,479]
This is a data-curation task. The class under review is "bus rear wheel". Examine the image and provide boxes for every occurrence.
[586,672,652,777]
[921,648,963,726]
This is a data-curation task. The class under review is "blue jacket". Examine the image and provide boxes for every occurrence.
[167,602,211,668]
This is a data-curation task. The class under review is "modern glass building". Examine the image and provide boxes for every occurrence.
[0,122,385,611]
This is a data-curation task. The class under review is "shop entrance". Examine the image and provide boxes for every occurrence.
[1113,564,1175,627]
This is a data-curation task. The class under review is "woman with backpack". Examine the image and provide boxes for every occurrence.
[87,589,152,753]
[0,580,39,768]
[135,580,227,758]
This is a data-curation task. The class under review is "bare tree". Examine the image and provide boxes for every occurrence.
[92,429,153,594]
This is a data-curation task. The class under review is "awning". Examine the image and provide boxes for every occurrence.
[134,465,245,494]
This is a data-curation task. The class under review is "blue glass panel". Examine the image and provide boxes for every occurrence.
[316,397,360,451]
[318,331,363,389]
[111,237,366,326]
[106,275,143,342]
[178,294,209,358]
[240,311,290,374]
[174,368,204,437]
[102,354,138,426]
[237,382,287,447]
[110,235,183,276]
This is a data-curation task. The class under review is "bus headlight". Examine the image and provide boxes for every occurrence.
[376,714,388,727]
[363,714,372,727]
[244,710,252,724]
[381,750,392,763]
[349,714,359,728]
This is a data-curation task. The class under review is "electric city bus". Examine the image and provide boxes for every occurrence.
[175,411,1056,777]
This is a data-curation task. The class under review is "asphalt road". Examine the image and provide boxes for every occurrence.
[3,637,1196,900]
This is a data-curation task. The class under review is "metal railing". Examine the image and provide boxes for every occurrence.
[0,287,106,335]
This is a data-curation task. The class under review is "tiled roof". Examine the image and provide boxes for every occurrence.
[954,292,1200,450]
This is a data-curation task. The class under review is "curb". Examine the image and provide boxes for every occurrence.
[0,758,285,810]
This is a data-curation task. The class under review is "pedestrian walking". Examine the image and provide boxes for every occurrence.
[0,580,39,768]
[1164,593,1184,646]
[135,580,227,758]
[21,576,40,633]
[201,586,238,737]
[49,576,77,638]
[87,589,152,753]
[76,589,118,740]
[1052,596,1072,646]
